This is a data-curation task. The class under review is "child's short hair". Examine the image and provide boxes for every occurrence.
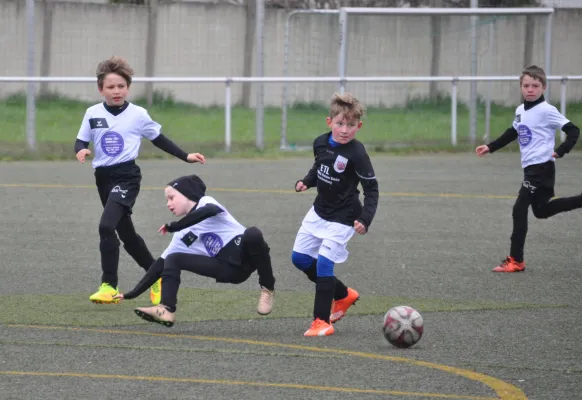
[96,56,134,89]
[329,92,365,121]
[520,65,547,87]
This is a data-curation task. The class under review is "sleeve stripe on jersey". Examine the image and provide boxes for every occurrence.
[356,172,376,180]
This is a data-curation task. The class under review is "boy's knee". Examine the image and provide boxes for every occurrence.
[512,201,529,218]
[291,251,313,271]
[532,206,550,219]
[243,227,269,254]
[98,222,119,251]
[243,227,263,244]
[98,221,117,238]
[316,255,335,277]
[512,188,532,215]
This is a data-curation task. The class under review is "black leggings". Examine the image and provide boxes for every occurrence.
[510,186,582,262]
[123,227,275,312]
[98,202,154,287]
[161,227,275,311]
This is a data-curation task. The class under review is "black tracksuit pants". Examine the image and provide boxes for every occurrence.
[510,161,582,262]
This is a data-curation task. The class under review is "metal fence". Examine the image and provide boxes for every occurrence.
[6,2,582,153]
[2,75,581,152]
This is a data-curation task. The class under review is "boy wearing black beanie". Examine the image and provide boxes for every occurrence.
[113,174,276,326]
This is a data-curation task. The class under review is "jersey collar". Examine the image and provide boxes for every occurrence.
[103,101,129,116]
[523,95,545,111]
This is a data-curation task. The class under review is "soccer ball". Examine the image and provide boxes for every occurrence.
[383,306,424,348]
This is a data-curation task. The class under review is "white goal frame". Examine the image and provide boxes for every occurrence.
[279,7,555,149]
[336,7,555,148]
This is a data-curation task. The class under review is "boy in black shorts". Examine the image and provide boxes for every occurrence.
[75,56,205,305]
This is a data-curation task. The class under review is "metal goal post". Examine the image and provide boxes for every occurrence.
[337,7,555,147]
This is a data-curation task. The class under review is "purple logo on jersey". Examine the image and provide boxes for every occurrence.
[201,233,223,257]
[101,131,124,156]
[517,124,532,147]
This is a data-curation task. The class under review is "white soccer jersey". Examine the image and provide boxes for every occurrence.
[76,102,162,168]
[513,101,569,168]
[161,196,246,259]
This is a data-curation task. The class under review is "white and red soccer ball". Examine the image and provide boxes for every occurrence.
[383,306,424,348]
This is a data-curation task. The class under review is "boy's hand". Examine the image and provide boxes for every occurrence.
[76,149,92,163]
[354,220,367,234]
[112,293,124,301]
[158,225,169,235]
[475,145,490,157]
[187,153,206,164]
[552,152,560,158]
[295,181,308,192]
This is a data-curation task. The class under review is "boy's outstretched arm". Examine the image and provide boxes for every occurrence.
[486,127,518,153]
[165,203,224,232]
[150,134,205,163]
[122,258,165,300]
[554,122,580,157]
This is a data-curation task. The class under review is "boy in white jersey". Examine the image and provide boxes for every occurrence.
[112,174,276,327]
[75,56,206,305]
[476,65,582,272]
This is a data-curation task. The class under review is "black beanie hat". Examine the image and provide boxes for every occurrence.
[167,175,206,202]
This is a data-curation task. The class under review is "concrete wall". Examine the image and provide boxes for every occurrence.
[1,1,581,107]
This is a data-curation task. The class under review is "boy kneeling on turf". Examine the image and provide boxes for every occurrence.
[113,174,276,326]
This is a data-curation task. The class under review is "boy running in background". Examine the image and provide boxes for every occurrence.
[75,56,205,305]
[476,65,581,272]
[113,174,276,326]
[292,93,379,337]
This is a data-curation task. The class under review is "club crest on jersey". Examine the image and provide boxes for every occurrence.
[333,155,348,173]
[515,114,521,123]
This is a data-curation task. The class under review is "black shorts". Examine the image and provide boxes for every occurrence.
[522,160,555,198]
[94,160,142,212]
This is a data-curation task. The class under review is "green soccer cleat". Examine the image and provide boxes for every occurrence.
[89,283,120,304]
[150,278,162,305]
